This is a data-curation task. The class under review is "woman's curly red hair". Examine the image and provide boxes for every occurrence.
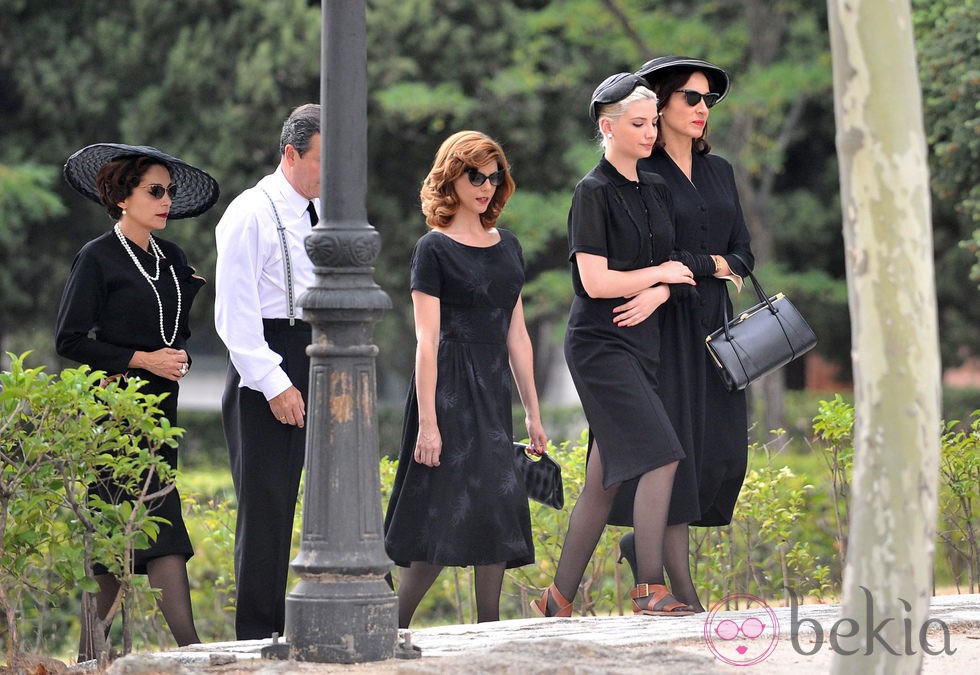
[419,130,515,230]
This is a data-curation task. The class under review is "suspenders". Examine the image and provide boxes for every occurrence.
[259,188,297,326]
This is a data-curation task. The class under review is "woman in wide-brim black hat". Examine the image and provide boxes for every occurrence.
[57,143,218,659]
[610,56,755,614]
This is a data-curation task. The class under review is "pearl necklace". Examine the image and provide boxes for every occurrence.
[114,223,182,346]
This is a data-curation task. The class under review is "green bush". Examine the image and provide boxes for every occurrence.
[1,353,182,666]
[5,361,977,660]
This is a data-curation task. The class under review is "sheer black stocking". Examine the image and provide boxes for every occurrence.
[146,555,200,647]
[473,563,506,623]
[631,462,677,587]
[552,443,617,608]
[77,555,198,662]
[663,523,705,611]
[396,561,507,627]
[396,561,443,628]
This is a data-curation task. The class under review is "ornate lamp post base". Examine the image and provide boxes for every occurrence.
[284,578,397,662]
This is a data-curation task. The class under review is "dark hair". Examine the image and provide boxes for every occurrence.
[279,103,321,156]
[419,130,515,230]
[96,156,170,220]
[649,68,713,155]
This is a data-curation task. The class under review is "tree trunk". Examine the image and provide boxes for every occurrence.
[827,1,941,673]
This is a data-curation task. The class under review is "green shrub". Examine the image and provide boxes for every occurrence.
[1,353,182,666]
[6,365,977,657]
[936,412,980,592]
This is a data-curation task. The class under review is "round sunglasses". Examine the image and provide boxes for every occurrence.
[714,617,766,640]
[676,89,721,108]
[465,168,506,187]
[141,183,179,200]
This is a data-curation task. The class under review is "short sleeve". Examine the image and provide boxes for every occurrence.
[410,233,443,297]
[567,178,610,261]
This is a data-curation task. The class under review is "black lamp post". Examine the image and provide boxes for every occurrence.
[280,0,397,662]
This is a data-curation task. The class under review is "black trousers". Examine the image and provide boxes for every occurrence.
[222,319,310,640]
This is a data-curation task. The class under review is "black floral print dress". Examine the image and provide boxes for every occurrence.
[384,228,534,569]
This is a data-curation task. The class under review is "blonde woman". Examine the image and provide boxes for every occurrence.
[533,74,696,617]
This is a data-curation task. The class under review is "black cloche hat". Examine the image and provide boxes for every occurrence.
[589,72,649,122]
[635,55,731,104]
[64,143,219,219]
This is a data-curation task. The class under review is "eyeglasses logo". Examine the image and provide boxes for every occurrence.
[703,594,779,666]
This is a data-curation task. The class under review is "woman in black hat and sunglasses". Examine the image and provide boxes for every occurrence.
[532,74,697,617]
[57,143,218,658]
[611,56,755,613]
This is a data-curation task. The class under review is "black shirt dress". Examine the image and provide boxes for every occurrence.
[563,157,686,490]
[642,147,754,526]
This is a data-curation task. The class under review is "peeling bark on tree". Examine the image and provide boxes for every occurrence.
[827,1,941,673]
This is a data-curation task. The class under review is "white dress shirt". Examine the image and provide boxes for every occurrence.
[215,168,318,400]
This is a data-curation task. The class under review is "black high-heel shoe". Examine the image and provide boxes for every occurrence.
[617,531,638,587]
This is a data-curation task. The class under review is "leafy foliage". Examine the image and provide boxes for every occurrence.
[4,386,978,659]
[0,0,977,397]
[937,412,980,592]
[913,0,980,286]
[1,353,182,665]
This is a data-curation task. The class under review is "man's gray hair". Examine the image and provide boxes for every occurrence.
[279,103,321,156]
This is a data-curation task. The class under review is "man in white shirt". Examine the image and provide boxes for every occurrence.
[214,103,320,640]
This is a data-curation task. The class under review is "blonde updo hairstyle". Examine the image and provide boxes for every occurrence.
[596,87,658,151]
[419,130,516,230]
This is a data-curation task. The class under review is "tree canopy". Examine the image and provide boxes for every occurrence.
[0,0,975,398]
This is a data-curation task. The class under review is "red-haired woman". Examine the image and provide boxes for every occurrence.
[384,130,549,628]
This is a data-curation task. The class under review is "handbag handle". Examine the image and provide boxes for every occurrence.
[719,252,779,341]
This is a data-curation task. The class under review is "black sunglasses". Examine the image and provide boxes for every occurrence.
[143,183,179,200]
[465,168,506,187]
[676,89,721,108]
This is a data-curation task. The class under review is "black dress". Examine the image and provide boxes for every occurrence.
[56,229,205,573]
[643,147,754,526]
[384,228,534,569]
[563,158,685,491]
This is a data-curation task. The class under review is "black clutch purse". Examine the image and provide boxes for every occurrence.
[705,254,817,392]
[513,443,564,510]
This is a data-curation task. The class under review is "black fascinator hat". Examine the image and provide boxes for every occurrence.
[64,143,219,219]
[589,72,649,122]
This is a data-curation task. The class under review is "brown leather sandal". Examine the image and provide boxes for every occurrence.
[531,583,573,617]
[630,583,695,616]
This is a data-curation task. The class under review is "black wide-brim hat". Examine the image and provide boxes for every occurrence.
[635,55,730,103]
[64,143,219,219]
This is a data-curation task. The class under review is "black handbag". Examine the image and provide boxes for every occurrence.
[513,443,564,509]
[705,253,817,392]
